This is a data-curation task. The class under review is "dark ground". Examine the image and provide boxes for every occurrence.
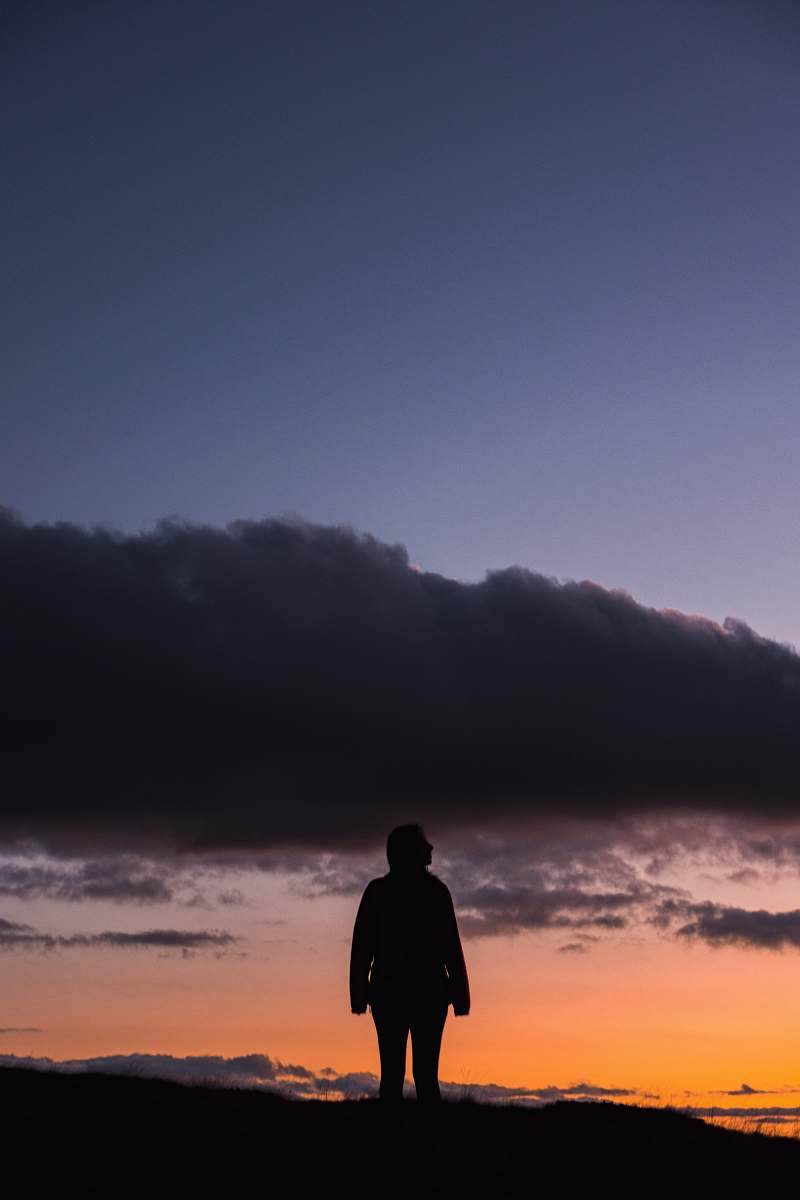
[2,1064,800,1199]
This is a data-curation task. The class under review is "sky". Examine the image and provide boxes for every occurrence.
[4,0,800,1122]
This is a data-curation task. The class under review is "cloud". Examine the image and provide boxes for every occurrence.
[0,1050,645,1105]
[295,841,685,945]
[0,1027,42,1034]
[0,856,176,904]
[3,511,800,855]
[655,899,800,950]
[0,851,256,910]
[682,1105,800,1124]
[94,930,237,949]
[299,837,686,943]
[710,1083,800,1096]
[0,917,238,953]
[2,815,791,951]
[726,869,761,886]
[455,883,635,938]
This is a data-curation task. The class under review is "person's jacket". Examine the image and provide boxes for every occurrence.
[349,870,470,1014]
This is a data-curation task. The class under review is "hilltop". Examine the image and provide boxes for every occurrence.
[2,1064,799,1198]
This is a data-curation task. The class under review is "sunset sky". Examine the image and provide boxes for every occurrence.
[5,0,800,1123]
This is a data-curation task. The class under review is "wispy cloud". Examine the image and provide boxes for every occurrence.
[711,1083,800,1097]
[654,900,800,950]
[0,853,248,909]
[0,917,239,955]
[299,840,686,945]
[682,1105,800,1125]
[0,857,176,904]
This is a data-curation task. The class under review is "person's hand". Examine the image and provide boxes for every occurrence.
[351,1004,367,1015]
[453,1005,469,1017]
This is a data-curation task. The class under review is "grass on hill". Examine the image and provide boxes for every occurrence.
[2,1063,799,1199]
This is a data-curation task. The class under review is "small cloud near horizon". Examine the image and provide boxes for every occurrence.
[711,1082,800,1097]
[0,1050,648,1106]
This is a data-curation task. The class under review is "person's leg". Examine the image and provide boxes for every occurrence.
[371,1002,409,1104]
[409,999,448,1105]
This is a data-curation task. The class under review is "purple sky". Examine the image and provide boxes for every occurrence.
[5,0,800,646]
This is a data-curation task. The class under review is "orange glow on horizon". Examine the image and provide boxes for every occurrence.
[4,895,800,1120]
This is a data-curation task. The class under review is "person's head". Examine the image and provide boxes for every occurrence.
[386,824,433,873]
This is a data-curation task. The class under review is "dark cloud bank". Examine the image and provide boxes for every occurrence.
[3,510,800,856]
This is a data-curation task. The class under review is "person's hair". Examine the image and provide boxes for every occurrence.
[386,824,426,872]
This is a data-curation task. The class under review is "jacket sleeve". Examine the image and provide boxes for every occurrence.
[349,883,376,1012]
[443,887,470,1015]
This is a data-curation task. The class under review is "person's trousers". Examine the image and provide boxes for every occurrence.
[370,997,448,1104]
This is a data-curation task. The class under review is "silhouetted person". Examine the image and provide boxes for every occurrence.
[350,824,470,1113]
